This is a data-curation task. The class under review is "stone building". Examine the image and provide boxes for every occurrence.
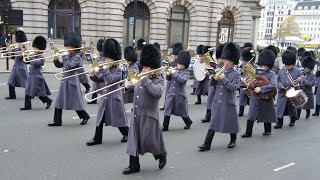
[2,0,262,50]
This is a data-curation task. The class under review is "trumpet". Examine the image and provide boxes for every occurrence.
[164,66,178,75]
[212,64,226,80]
[85,66,169,102]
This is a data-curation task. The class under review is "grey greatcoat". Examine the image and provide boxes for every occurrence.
[164,69,190,118]
[206,78,216,110]
[7,48,28,88]
[91,56,106,93]
[127,74,167,157]
[123,63,139,104]
[25,55,51,97]
[316,76,320,105]
[195,76,209,95]
[54,54,85,110]
[276,67,303,118]
[91,66,128,127]
[299,71,316,110]
[239,63,249,106]
[247,70,277,123]
[77,52,89,84]
[209,68,241,133]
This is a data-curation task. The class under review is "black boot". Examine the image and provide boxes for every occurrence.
[306,109,311,118]
[238,106,245,117]
[228,134,237,148]
[198,130,215,151]
[183,117,193,129]
[263,123,271,136]
[315,87,318,95]
[201,109,211,123]
[195,95,201,104]
[312,105,320,116]
[83,83,91,93]
[289,117,296,127]
[5,85,16,99]
[86,122,103,146]
[274,118,283,129]
[48,108,62,126]
[39,96,52,109]
[191,88,196,95]
[76,110,90,125]
[118,126,129,143]
[123,156,140,175]
[160,106,165,111]
[296,109,301,120]
[162,116,170,131]
[241,120,254,138]
[154,153,167,169]
[87,93,97,104]
[20,95,32,110]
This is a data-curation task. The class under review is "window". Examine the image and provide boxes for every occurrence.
[288,9,291,15]
[298,7,302,10]
[167,5,190,48]
[48,0,81,39]
[216,11,235,46]
[123,1,150,47]
[311,6,315,10]
[304,6,308,10]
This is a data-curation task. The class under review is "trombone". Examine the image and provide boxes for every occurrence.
[85,66,170,102]
[26,47,84,62]
[0,41,31,53]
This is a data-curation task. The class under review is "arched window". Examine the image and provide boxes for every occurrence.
[216,11,235,46]
[48,0,81,39]
[167,5,190,48]
[123,1,150,47]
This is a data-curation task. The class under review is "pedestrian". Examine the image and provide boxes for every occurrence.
[123,46,139,104]
[48,31,90,127]
[1,33,7,47]
[86,38,129,146]
[20,36,52,110]
[313,66,320,116]
[198,42,241,151]
[122,44,166,174]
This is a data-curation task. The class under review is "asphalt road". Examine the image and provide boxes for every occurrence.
[0,73,320,180]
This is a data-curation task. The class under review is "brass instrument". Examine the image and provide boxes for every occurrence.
[0,41,31,53]
[164,66,178,75]
[212,64,226,80]
[241,59,257,96]
[199,48,215,64]
[28,47,84,62]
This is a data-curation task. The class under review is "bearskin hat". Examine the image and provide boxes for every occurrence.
[298,48,306,57]
[302,56,316,70]
[257,50,275,69]
[242,42,254,49]
[140,44,161,69]
[302,51,313,59]
[241,47,256,62]
[124,46,138,63]
[287,46,297,54]
[172,42,183,55]
[153,42,160,50]
[103,38,122,60]
[137,38,146,50]
[15,30,27,43]
[32,36,47,50]
[221,42,241,65]
[196,44,204,55]
[176,50,191,68]
[96,39,104,52]
[216,43,225,59]
[282,50,296,65]
[265,45,278,57]
[64,31,81,48]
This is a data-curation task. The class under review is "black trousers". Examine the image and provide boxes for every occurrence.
[8,85,16,98]
[53,108,90,124]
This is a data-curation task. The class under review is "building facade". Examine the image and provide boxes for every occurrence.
[3,0,262,49]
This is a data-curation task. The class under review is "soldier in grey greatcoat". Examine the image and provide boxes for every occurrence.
[48,32,90,127]
[123,46,139,104]
[77,51,91,93]
[136,38,146,72]
[87,39,106,104]
[86,38,129,146]
[313,67,320,116]
[5,30,28,100]
[198,42,241,151]
[122,44,167,175]
[20,36,52,110]
[162,51,192,131]
[241,50,278,138]
[201,44,225,123]
[191,45,204,95]
[274,50,303,129]
[297,56,316,119]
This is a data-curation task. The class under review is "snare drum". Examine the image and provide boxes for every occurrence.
[286,88,308,108]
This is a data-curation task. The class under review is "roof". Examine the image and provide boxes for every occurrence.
[295,1,320,10]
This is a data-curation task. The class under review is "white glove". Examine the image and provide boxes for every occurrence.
[124,79,132,89]
[254,87,261,93]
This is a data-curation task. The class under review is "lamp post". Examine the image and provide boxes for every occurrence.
[132,0,137,47]
[303,34,308,48]
[5,0,9,70]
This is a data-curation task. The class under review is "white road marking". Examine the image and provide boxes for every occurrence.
[0,83,6,86]
[273,163,295,172]
[4,150,9,153]
[51,90,59,92]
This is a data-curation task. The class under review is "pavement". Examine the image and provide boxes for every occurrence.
[0,73,320,180]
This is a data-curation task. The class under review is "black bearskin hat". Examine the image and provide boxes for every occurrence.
[153,42,160,50]
[265,45,278,57]
[257,50,275,69]
[282,50,296,65]
[242,42,254,49]
[202,45,214,57]
[140,44,161,69]
[298,48,306,57]
[221,42,241,65]
[64,31,81,48]
[216,43,225,59]
[103,38,122,60]
[196,45,204,55]
[96,39,104,52]
[302,56,316,70]
[15,30,27,43]
[137,38,146,50]
[124,46,138,63]
[287,46,297,54]
[32,36,47,50]
[172,42,183,55]
[176,50,191,68]
[241,47,256,62]
[302,51,313,59]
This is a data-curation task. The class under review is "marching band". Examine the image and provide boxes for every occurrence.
[1,30,320,175]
